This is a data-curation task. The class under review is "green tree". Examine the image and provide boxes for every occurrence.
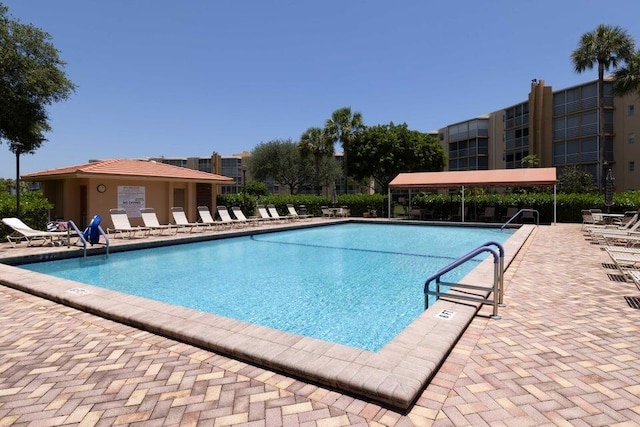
[349,122,446,193]
[571,24,635,188]
[246,139,313,195]
[521,154,539,168]
[325,107,365,194]
[299,127,334,195]
[613,50,640,97]
[0,3,76,154]
[241,180,268,197]
[558,165,598,193]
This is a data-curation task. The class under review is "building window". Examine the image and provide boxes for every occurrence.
[630,161,635,172]
[630,133,636,144]
[629,105,635,116]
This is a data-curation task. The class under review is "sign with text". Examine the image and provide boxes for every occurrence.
[117,186,145,217]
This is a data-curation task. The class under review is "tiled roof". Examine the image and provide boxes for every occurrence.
[22,159,234,183]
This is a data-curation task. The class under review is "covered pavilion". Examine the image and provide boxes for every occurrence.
[388,168,558,223]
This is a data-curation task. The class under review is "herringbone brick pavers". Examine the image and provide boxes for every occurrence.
[1,223,640,425]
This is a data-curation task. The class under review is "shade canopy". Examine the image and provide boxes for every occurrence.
[389,168,557,190]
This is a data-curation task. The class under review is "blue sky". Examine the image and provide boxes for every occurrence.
[2,0,640,177]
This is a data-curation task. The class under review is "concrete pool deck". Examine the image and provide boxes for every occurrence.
[1,220,640,425]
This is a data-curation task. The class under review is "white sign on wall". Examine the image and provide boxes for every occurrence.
[117,186,145,217]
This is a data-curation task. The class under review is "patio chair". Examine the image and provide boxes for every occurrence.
[171,207,204,233]
[108,209,150,239]
[267,204,290,222]
[140,208,176,235]
[215,206,243,228]
[287,204,311,221]
[501,206,519,223]
[335,206,350,217]
[479,206,496,222]
[2,217,75,247]
[257,205,278,222]
[321,206,334,218]
[231,206,261,226]
[197,206,223,230]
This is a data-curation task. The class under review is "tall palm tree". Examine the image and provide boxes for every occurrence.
[325,107,364,194]
[299,126,334,195]
[571,24,635,188]
[613,50,640,97]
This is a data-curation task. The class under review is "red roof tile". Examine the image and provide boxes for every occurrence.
[21,159,234,183]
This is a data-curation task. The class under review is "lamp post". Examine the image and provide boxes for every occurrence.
[14,142,23,218]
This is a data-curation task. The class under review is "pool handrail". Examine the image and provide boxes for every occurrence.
[424,241,504,319]
[500,208,539,229]
[66,220,110,258]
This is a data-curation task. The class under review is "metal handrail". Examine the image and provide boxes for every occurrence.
[66,221,110,258]
[424,242,505,319]
[98,225,110,256]
[500,208,539,230]
[67,220,88,258]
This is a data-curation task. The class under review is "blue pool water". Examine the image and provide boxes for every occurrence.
[22,223,512,351]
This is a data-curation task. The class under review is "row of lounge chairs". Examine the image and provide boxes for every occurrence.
[1,204,315,246]
[583,208,640,291]
[107,204,312,239]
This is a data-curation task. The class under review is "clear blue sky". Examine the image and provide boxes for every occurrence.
[2,0,640,177]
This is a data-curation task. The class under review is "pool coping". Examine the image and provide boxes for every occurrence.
[0,220,534,411]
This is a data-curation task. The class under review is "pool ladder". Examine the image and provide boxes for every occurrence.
[500,208,539,229]
[66,221,110,258]
[424,241,504,319]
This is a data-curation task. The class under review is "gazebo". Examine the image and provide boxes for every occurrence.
[388,168,558,223]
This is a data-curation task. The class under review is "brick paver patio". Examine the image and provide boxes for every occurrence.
[1,223,639,426]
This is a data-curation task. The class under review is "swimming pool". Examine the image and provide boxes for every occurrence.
[22,222,512,351]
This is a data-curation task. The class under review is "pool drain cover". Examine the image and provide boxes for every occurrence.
[624,296,640,310]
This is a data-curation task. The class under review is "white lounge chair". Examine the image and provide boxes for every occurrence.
[108,209,150,239]
[2,217,74,247]
[171,207,203,232]
[216,206,244,228]
[267,204,289,222]
[197,206,222,230]
[140,208,176,235]
[231,206,261,226]
[257,205,277,222]
[286,204,311,221]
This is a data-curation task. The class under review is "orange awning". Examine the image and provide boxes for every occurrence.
[389,168,557,189]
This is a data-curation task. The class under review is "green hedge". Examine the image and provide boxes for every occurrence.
[409,191,640,223]
[0,191,54,238]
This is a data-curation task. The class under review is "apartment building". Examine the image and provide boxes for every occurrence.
[151,77,640,194]
[438,77,640,191]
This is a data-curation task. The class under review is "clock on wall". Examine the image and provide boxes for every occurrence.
[97,184,106,193]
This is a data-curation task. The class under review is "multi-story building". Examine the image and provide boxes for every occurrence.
[438,77,640,191]
[150,77,640,193]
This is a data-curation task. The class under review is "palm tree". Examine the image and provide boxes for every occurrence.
[299,127,334,195]
[325,107,364,194]
[571,24,635,188]
[613,50,640,97]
